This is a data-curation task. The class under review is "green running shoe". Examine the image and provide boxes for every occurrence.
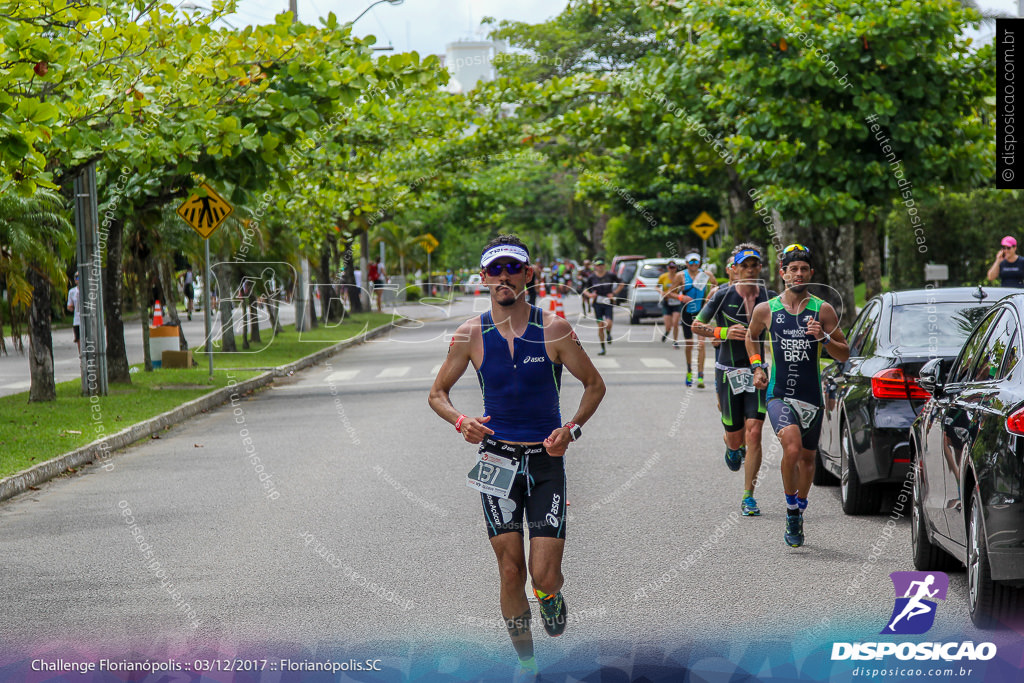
[784,510,804,547]
[514,659,539,683]
[534,590,568,637]
[697,375,705,389]
[686,372,693,387]
[741,496,761,516]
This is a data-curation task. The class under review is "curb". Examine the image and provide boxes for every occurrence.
[0,320,402,504]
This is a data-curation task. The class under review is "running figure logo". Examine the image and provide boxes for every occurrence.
[881,571,948,635]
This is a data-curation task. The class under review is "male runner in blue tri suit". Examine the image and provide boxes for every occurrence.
[429,235,606,679]
[691,244,776,516]
[745,244,849,547]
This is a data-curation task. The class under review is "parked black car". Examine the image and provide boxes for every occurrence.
[911,293,1024,628]
[819,287,1018,515]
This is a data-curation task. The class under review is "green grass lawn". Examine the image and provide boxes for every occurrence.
[854,276,890,310]
[0,367,262,479]
[0,311,397,480]
[192,312,396,369]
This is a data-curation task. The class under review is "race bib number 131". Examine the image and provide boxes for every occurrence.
[467,451,518,499]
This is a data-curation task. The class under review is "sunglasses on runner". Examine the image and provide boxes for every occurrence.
[485,262,527,276]
[783,243,809,254]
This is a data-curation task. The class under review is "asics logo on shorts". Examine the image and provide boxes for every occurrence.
[546,494,561,526]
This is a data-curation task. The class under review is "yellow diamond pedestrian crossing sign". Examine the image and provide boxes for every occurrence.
[177,183,234,239]
[420,233,440,254]
[690,211,719,241]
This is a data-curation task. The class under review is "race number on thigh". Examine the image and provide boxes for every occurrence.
[467,451,518,499]
[782,397,820,429]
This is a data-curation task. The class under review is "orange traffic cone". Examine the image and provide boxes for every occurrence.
[153,300,163,326]
[554,289,566,319]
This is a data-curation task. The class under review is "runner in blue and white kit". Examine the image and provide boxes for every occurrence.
[429,235,606,680]
[674,253,714,387]
[746,244,849,547]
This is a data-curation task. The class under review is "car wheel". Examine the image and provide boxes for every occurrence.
[840,422,882,515]
[812,448,838,486]
[911,456,956,571]
[967,487,1021,629]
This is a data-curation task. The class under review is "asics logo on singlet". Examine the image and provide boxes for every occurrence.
[522,356,546,363]
[546,494,561,527]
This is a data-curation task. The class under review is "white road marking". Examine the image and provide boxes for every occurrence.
[641,357,676,368]
[591,358,620,369]
[324,370,360,383]
[377,366,410,378]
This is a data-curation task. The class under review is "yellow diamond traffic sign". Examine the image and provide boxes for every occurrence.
[690,211,719,241]
[177,183,234,239]
[420,233,440,254]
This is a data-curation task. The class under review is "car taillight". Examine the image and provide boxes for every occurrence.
[871,368,931,401]
[635,279,645,288]
[1007,407,1024,435]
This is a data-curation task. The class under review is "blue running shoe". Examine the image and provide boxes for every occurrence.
[784,510,804,547]
[725,447,743,472]
[742,496,761,516]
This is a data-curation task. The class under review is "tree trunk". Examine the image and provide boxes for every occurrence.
[308,285,318,329]
[219,257,237,352]
[27,265,56,402]
[249,293,261,344]
[860,218,882,302]
[0,288,7,357]
[241,284,250,350]
[219,298,236,352]
[818,223,857,329]
[341,239,363,314]
[103,217,131,383]
[136,260,153,372]
[156,257,189,351]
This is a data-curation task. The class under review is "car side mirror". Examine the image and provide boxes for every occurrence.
[918,358,947,395]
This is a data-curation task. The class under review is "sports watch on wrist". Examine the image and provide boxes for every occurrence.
[564,422,582,441]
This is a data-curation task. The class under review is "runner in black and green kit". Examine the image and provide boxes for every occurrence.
[692,243,776,516]
[745,244,849,547]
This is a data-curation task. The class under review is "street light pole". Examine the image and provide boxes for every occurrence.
[351,0,404,25]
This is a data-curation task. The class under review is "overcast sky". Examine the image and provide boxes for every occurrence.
[219,1,569,55]
[218,0,1016,55]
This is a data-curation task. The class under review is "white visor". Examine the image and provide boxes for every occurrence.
[684,253,701,263]
[481,244,530,267]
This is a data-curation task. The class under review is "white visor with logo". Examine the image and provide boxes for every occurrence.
[480,245,530,267]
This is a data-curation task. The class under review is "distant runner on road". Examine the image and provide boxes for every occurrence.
[673,253,714,387]
[691,244,775,516]
[583,259,624,356]
[428,235,606,680]
[745,244,849,547]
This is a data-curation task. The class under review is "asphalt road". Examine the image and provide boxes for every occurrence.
[0,294,1017,679]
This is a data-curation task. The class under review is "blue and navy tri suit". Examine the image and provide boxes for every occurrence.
[476,306,567,539]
